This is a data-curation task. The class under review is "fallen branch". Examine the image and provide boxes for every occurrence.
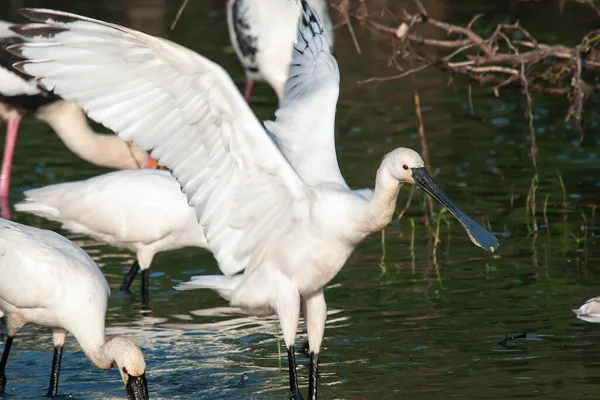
[331,0,600,141]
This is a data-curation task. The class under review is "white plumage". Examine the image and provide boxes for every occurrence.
[0,218,148,399]
[226,0,334,103]
[9,2,498,398]
[573,296,600,323]
[0,20,156,209]
[15,169,208,304]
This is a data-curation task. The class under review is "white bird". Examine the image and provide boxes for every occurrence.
[227,0,334,103]
[573,297,600,323]
[15,169,208,305]
[0,218,148,399]
[0,20,157,207]
[9,3,498,399]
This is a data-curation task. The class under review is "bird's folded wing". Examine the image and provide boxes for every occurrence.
[264,1,347,189]
[10,9,309,275]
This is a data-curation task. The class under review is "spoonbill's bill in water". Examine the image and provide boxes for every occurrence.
[227,0,334,103]
[9,2,498,398]
[0,20,156,213]
[573,297,600,323]
[15,169,208,306]
[0,218,149,399]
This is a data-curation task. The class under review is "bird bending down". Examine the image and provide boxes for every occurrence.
[0,218,148,399]
[573,297,600,323]
[9,2,498,398]
[227,0,334,103]
[0,20,156,210]
[15,169,208,306]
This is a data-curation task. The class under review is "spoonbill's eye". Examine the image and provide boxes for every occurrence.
[403,165,409,170]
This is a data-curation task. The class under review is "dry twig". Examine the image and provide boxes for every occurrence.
[332,0,600,140]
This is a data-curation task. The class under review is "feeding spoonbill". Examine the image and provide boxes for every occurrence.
[227,0,334,103]
[573,297,600,323]
[9,2,498,398]
[0,218,149,399]
[0,21,156,204]
[15,169,208,306]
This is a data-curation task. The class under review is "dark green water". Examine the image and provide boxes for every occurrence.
[1,0,599,398]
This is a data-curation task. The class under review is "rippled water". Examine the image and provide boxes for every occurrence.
[1,0,599,399]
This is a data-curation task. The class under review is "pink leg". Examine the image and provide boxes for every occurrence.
[0,116,22,200]
[243,80,255,103]
[0,196,9,220]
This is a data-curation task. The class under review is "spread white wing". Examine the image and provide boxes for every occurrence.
[265,1,347,189]
[11,9,310,275]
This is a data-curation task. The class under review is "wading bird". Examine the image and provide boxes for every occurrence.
[0,21,156,206]
[227,0,334,103]
[15,169,208,306]
[9,3,498,398]
[0,218,148,399]
[573,297,600,323]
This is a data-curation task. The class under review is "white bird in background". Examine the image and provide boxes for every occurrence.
[573,296,600,323]
[227,0,334,103]
[10,3,498,399]
[0,20,157,211]
[15,169,208,306]
[0,218,149,399]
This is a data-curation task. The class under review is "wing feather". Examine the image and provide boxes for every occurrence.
[10,8,311,275]
[264,1,346,190]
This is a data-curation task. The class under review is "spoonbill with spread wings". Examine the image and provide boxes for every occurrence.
[9,2,498,398]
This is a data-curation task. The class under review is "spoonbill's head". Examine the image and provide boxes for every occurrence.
[385,148,499,253]
[107,336,149,400]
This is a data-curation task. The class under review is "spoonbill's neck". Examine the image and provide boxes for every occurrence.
[359,159,402,233]
[36,100,151,170]
[80,333,144,374]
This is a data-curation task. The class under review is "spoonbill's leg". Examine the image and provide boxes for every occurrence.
[0,196,9,220]
[0,317,6,342]
[302,291,326,400]
[0,336,13,393]
[120,260,140,292]
[141,269,150,307]
[276,288,303,400]
[0,116,22,200]
[243,80,255,103]
[46,329,67,397]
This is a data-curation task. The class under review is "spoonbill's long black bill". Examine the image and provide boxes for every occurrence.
[412,167,499,252]
[126,372,149,400]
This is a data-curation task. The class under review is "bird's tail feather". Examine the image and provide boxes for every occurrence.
[14,183,76,219]
[174,274,244,301]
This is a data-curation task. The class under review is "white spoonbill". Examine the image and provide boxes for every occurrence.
[0,21,156,205]
[10,3,498,398]
[0,218,149,399]
[15,169,208,306]
[573,296,600,323]
[227,0,334,103]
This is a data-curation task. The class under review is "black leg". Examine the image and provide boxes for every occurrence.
[308,352,318,400]
[287,346,304,400]
[0,318,6,343]
[46,344,63,397]
[141,269,150,307]
[0,336,13,394]
[120,261,140,292]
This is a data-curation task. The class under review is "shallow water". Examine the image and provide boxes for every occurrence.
[1,0,599,399]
